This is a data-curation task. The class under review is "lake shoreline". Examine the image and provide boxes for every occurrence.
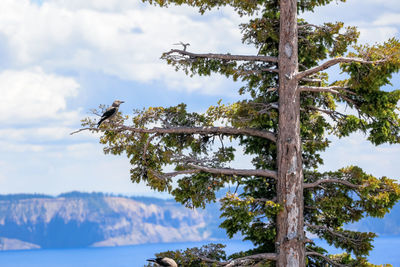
[0,237,399,266]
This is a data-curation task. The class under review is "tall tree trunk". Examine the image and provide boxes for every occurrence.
[276,0,305,266]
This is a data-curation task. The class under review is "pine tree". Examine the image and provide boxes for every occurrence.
[76,0,400,266]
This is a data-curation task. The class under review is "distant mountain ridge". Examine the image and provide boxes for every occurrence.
[347,201,400,236]
[0,191,399,251]
[0,192,224,251]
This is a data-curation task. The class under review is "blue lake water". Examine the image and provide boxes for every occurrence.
[0,240,253,267]
[313,236,400,266]
[0,237,398,267]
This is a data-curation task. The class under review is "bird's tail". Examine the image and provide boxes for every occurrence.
[146,258,156,263]
[97,119,104,128]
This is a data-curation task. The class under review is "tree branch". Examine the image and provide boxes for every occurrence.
[296,57,386,79]
[301,77,322,83]
[122,125,276,142]
[188,163,277,179]
[306,106,345,116]
[71,126,276,142]
[142,134,159,163]
[305,106,347,122]
[163,49,278,63]
[299,86,356,95]
[306,251,347,267]
[199,253,277,266]
[150,169,200,180]
[298,24,327,30]
[258,102,279,115]
[304,179,360,189]
[70,128,100,135]
[149,165,277,180]
[232,68,279,77]
[305,223,363,246]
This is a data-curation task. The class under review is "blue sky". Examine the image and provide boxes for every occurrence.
[0,0,399,197]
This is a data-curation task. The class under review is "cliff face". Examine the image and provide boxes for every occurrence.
[2,192,396,251]
[0,237,40,250]
[0,193,221,250]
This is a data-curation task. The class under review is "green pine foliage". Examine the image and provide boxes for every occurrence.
[80,0,400,266]
[145,243,227,267]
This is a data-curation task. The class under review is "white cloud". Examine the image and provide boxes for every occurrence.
[0,127,82,142]
[320,133,400,180]
[357,26,398,44]
[0,141,170,197]
[302,0,400,45]
[373,13,400,26]
[44,0,141,11]
[0,0,252,95]
[362,0,400,10]
[0,68,79,124]
[0,141,44,153]
[354,12,400,44]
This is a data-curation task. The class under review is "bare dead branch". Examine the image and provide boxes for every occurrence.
[306,251,347,267]
[296,57,386,79]
[188,163,278,179]
[173,41,190,51]
[299,86,356,95]
[199,253,278,266]
[304,179,360,189]
[163,49,278,63]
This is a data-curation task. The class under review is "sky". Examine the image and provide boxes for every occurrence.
[0,0,399,197]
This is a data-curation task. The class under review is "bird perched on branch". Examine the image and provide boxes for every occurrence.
[146,257,178,267]
[97,100,124,127]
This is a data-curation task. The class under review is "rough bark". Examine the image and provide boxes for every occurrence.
[276,0,305,266]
